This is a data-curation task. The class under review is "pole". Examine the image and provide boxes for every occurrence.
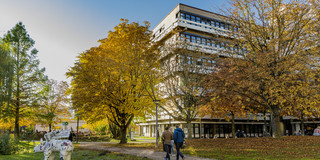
[76,114,79,143]
[155,102,158,147]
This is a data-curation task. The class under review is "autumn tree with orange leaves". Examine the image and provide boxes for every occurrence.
[202,72,249,138]
[68,19,156,143]
[36,79,71,132]
[205,0,320,138]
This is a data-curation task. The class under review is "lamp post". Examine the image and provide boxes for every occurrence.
[154,99,160,147]
[76,113,82,143]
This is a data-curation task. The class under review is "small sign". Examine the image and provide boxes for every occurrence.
[62,122,68,125]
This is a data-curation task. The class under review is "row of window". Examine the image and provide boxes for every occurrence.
[183,56,215,67]
[180,33,241,51]
[178,12,237,31]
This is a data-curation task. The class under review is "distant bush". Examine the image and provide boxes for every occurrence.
[94,123,108,136]
[0,133,18,155]
[77,135,111,142]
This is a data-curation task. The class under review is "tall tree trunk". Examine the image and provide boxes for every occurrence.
[187,120,192,139]
[120,125,128,144]
[231,112,235,138]
[271,106,281,138]
[263,111,267,136]
[118,114,134,144]
[14,102,19,138]
[49,123,52,132]
[14,82,20,138]
[14,47,20,138]
[300,113,305,136]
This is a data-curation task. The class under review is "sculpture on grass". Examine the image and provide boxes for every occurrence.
[34,130,74,160]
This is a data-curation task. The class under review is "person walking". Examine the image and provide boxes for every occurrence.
[162,126,173,160]
[174,125,185,160]
[169,128,175,156]
[313,126,320,136]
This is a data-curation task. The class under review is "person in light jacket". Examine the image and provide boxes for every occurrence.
[162,126,173,160]
[173,125,185,160]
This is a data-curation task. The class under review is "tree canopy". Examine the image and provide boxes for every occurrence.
[1,22,47,137]
[68,19,156,143]
[205,0,320,138]
[36,79,70,132]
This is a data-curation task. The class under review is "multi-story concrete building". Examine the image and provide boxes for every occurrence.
[137,3,313,138]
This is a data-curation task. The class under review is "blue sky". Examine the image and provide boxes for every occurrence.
[0,0,229,82]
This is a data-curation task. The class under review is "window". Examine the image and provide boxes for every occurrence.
[180,13,186,19]
[211,20,216,27]
[216,41,220,48]
[207,60,212,67]
[180,33,185,41]
[191,36,196,43]
[206,20,211,25]
[221,22,225,29]
[196,37,201,44]
[201,18,206,24]
[186,14,191,20]
[221,42,225,49]
[196,58,203,66]
[187,56,193,64]
[191,15,196,22]
[207,39,211,46]
[186,35,191,42]
[212,40,216,47]
[196,17,201,23]
[202,38,206,45]
[226,24,230,30]
[216,21,220,27]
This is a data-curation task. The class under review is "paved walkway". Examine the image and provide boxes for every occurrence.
[79,142,216,160]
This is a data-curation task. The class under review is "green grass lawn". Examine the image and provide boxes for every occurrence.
[134,136,156,140]
[5,136,320,159]
[0,140,150,160]
[0,149,149,160]
[77,135,146,142]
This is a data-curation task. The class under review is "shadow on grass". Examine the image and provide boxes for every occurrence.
[0,149,151,160]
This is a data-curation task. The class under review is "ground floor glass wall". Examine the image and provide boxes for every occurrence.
[192,124,264,138]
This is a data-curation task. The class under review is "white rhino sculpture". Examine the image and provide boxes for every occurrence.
[34,130,74,160]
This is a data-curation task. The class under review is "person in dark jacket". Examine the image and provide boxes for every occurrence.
[68,130,73,142]
[173,125,185,160]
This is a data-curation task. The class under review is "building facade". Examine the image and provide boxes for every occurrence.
[137,3,314,138]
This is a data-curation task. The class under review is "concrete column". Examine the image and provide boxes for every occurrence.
[150,125,152,137]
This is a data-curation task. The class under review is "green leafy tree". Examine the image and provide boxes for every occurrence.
[2,22,47,137]
[0,42,14,119]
